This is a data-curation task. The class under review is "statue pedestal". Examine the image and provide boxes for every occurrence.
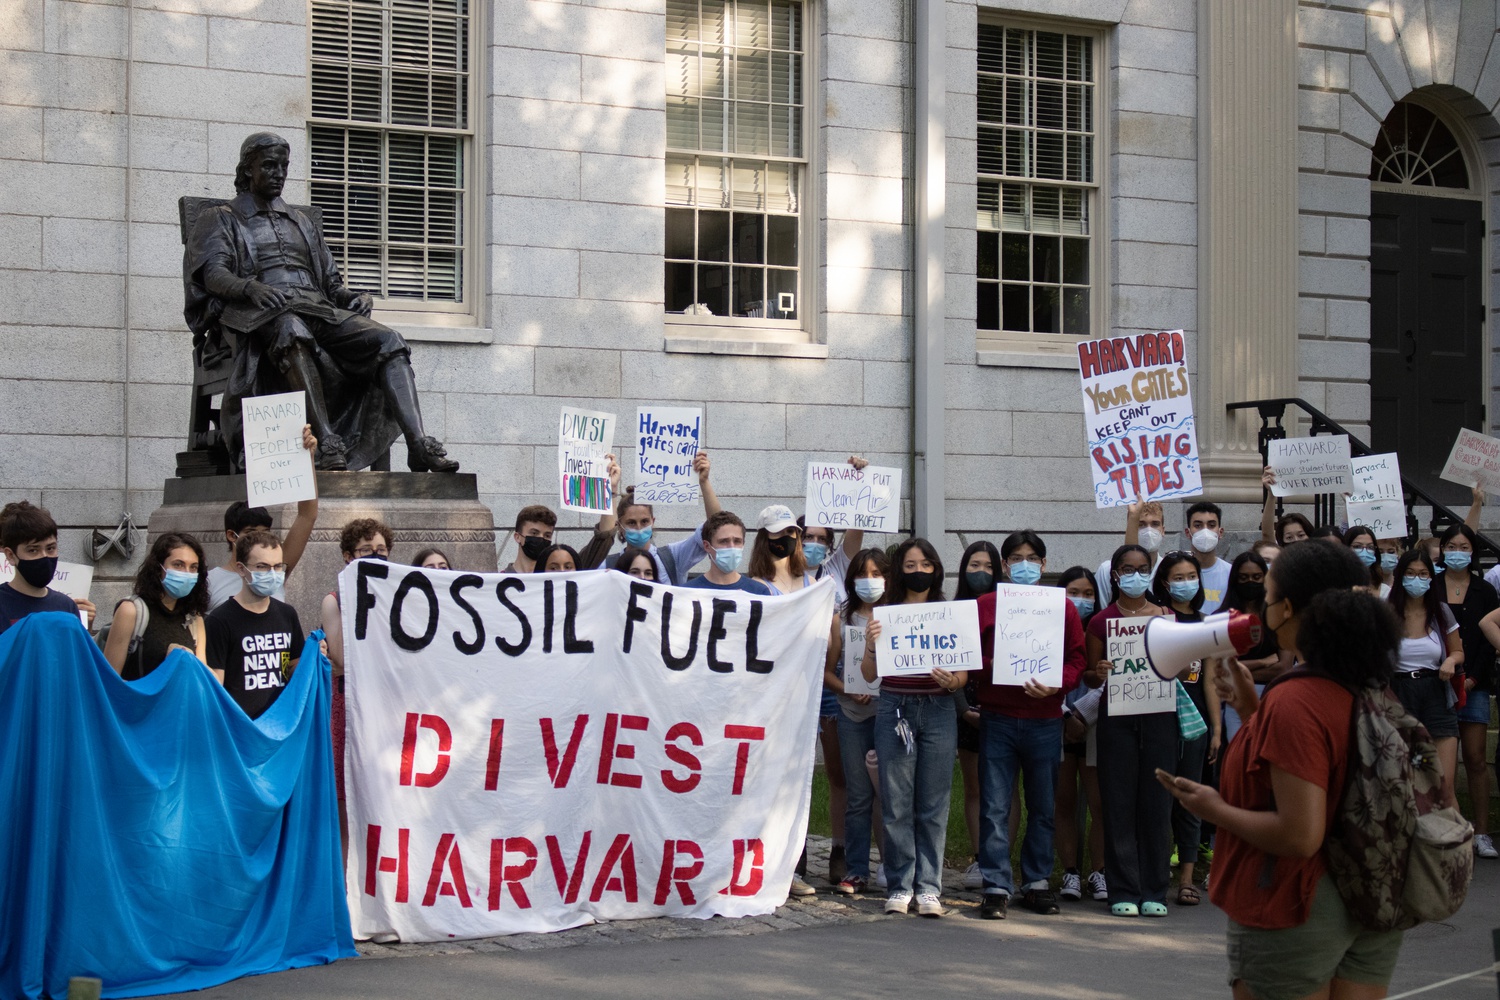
[149,473,496,628]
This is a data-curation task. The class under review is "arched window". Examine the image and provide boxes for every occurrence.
[1369,101,1470,189]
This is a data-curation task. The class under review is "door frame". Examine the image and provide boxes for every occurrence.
[1369,93,1490,439]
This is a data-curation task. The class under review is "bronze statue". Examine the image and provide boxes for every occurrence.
[184,132,459,473]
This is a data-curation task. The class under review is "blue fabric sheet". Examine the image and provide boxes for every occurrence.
[0,612,355,999]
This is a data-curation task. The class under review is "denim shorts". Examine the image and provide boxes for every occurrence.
[1391,673,1459,739]
[1226,874,1403,1000]
[1458,688,1491,726]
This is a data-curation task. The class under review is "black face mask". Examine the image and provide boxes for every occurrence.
[16,555,58,589]
[900,569,936,594]
[521,535,551,561]
[1238,581,1265,603]
[767,536,795,559]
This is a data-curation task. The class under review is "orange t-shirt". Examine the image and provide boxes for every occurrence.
[1210,674,1353,929]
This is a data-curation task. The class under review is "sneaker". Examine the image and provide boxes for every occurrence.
[1170,846,1179,867]
[1022,887,1061,915]
[1477,834,1499,859]
[884,892,912,915]
[789,875,816,897]
[828,845,848,884]
[1059,871,1083,901]
[1087,870,1108,901]
[369,931,400,944]
[834,875,867,895]
[1198,840,1215,864]
[979,893,1008,919]
[873,864,888,889]
[916,893,945,917]
[961,861,983,889]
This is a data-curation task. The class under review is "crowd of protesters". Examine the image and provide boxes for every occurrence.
[2,437,1495,1000]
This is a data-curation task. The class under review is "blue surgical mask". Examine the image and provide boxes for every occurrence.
[1008,560,1042,586]
[1445,550,1473,572]
[1168,579,1201,604]
[854,578,885,603]
[1117,571,1151,599]
[1402,575,1431,598]
[624,526,654,548]
[248,569,285,598]
[163,568,198,599]
[1352,547,1376,568]
[712,546,743,574]
[1069,595,1095,617]
[1380,552,1399,573]
[802,542,829,568]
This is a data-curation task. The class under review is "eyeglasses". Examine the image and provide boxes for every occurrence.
[246,562,288,573]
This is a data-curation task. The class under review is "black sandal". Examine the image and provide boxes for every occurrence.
[1175,884,1201,906]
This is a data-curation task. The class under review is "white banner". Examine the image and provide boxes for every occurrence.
[988,584,1066,688]
[635,407,702,505]
[1268,435,1353,497]
[241,391,316,506]
[872,601,982,677]
[341,565,834,941]
[804,463,902,533]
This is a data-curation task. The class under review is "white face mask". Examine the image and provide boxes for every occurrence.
[1138,527,1164,553]
[1191,528,1219,554]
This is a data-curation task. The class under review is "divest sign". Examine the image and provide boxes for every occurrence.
[340,564,834,941]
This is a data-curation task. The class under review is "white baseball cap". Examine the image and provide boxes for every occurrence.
[757,504,798,534]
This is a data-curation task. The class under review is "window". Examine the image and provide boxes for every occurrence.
[976,24,1096,338]
[665,0,805,326]
[1370,101,1470,190]
[308,0,474,314]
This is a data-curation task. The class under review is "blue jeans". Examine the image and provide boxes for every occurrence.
[977,712,1062,896]
[874,692,957,897]
[836,711,877,879]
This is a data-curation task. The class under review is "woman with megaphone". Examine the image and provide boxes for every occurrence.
[1155,543,1405,1000]
[1082,544,1173,918]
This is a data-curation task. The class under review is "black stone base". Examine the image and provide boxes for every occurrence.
[162,471,481,505]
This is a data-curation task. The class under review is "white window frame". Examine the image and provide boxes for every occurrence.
[663,0,823,357]
[975,16,1109,367]
[306,0,485,332]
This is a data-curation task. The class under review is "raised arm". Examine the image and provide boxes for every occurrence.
[1123,495,1142,546]
[1260,467,1278,542]
[1466,486,1485,531]
[841,455,869,557]
[695,451,722,518]
[282,425,320,575]
[594,454,622,537]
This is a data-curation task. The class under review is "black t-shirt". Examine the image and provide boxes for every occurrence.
[206,598,304,719]
[1173,608,1211,717]
[0,582,81,636]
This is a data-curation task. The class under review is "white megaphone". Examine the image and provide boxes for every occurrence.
[1142,611,1262,681]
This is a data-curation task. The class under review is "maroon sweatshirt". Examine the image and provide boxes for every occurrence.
[974,590,1086,719]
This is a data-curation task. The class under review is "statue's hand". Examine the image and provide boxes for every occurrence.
[244,280,287,311]
[349,292,375,316]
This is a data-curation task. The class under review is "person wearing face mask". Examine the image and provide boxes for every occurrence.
[1373,536,1404,597]
[606,452,722,584]
[102,531,211,679]
[1095,496,1166,607]
[685,512,771,595]
[0,501,96,634]
[748,504,815,596]
[950,539,1002,888]
[824,548,892,895]
[1054,566,1108,902]
[1438,524,1500,858]
[860,538,966,917]
[1219,552,1290,744]
[1150,552,1220,907]
[206,425,320,611]
[1182,501,1231,613]
[1386,549,1463,796]
[972,530,1086,919]
[206,529,306,719]
[1082,544,1173,917]
[1340,525,1382,591]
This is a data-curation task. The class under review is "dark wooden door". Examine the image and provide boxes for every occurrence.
[1369,192,1485,506]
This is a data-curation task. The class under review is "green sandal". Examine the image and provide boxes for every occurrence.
[1110,902,1139,917]
[1142,901,1168,917]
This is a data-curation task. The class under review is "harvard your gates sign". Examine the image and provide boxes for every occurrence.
[339,562,835,940]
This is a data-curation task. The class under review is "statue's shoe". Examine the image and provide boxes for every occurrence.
[408,436,460,473]
[317,435,349,471]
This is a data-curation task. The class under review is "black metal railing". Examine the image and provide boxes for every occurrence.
[1227,397,1500,565]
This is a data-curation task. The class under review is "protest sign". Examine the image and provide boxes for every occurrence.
[49,561,93,601]
[988,584,1066,688]
[1345,452,1405,538]
[559,407,616,514]
[240,392,316,506]
[872,601,982,677]
[635,407,701,505]
[0,554,10,586]
[805,463,902,533]
[1268,435,1353,497]
[1441,428,1500,495]
[841,624,879,697]
[1077,330,1201,508]
[1106,616,1174,716]
[342,565,835,941]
